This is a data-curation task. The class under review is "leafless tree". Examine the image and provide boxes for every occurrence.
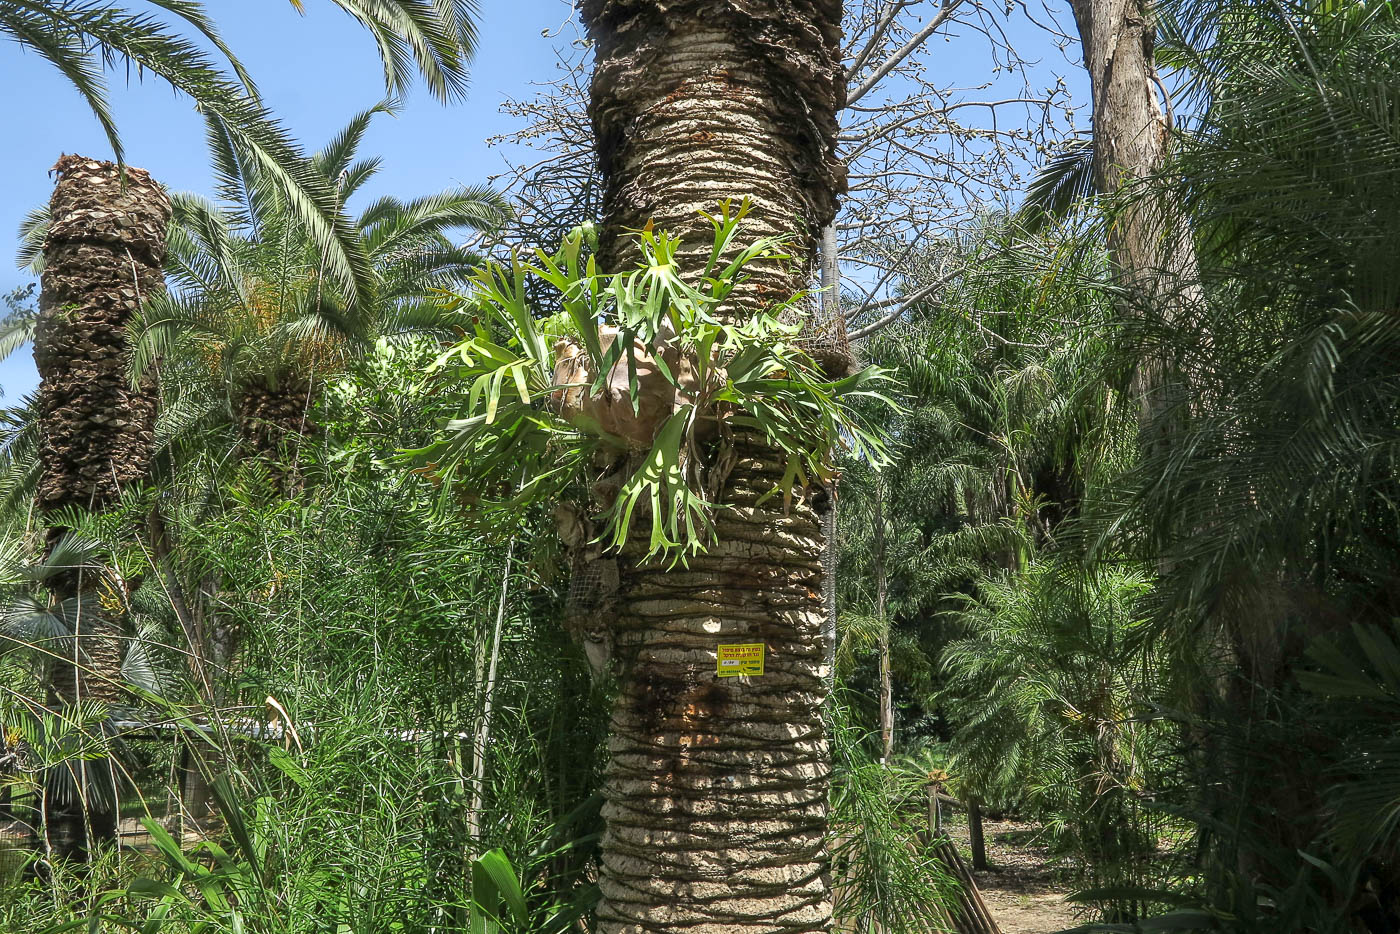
[488,0,1079,339]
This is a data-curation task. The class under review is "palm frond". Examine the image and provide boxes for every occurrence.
[15,205,49,274]
[312,99,399,182]
[323,0,479,104]
[1018,138,1095,232]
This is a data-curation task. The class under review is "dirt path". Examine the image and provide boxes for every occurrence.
[950,817,1082,934]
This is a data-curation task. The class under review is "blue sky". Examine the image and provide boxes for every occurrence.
[0,1,1084,400]
[0,0,580,399]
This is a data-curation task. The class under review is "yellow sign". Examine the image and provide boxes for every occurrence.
[717,643,765,677]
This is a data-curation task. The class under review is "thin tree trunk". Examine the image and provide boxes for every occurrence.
[868,478,890,761]
[581,2,846,929]
[35,156,170,858]
[177,744,219,840]
[874,478,892,763]
[149,507,229,838]
[466,538,513,842]
[820,225,841,687]
[1067,0,1201,438]
[967,796,987,872]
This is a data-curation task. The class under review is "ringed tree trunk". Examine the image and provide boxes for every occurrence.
[34,155,170,856]
[1067,0,1202,437]
[581,2,846,930]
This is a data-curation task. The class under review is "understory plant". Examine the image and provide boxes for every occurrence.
[413,198,893,561]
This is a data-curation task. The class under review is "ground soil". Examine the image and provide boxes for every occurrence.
[949,816,1083,934]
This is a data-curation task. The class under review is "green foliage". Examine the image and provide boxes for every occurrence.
[0,285,37,371]
[836,217,1128,739]
[827,696,961,934]
[940,562,1175,916]
[9,1,1400,930]
[97,104,507,482]
[1025,2,1400,929]
[416,199,893,561]
[2,1,481,309]
[0,340,608,932]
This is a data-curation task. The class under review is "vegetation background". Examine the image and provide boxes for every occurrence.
[0,1,1396,933]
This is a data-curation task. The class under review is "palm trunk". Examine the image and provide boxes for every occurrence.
[1068,4,1291,892]
[236,377,318,492]
[35,156,170,857]
[236,379,318,458]
[35,156,166,514]
[581,2,845,929]
[967,796,987,872]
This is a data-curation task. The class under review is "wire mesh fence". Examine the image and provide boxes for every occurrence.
[0,726,211,857]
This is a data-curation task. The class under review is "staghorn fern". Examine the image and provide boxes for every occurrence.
[412,198,896,562]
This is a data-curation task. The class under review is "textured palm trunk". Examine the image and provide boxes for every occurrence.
[581,2,845,930]
[236,378,318,464]
[35,156,170,856]
[1067,0,1201,435]
[36,157,166,516]
[37,154,168,705]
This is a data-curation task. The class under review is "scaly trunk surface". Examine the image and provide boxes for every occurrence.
[37,154,168,706]
[236,378,318,463]
[581,1,845,930]
[36,157,166,515]
[236,377,318,493]
[35,156,170,856]
[37,155,169,709]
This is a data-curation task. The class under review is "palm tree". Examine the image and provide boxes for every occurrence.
[26,155,170,859]
[577,1,846,929]
[940,560,1161,910]
[140,112,502,836]
[34,155,167,731]
[4,0,481,309]
[1084,3,1400,926]
[129,103,508,469]
[0,532,128,858]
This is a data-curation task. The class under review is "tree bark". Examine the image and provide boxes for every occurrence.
[874,479,892,763]
[35,155,171,857]
[38,155,168,708]
[35,156,166,514]
[1067,0,1201,434]
[967,796,987,872]
[236,379,318,462]
[580,2,846,930]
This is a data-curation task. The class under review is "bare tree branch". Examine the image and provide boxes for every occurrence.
[847,269,962,340]
[847,0,964,107]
